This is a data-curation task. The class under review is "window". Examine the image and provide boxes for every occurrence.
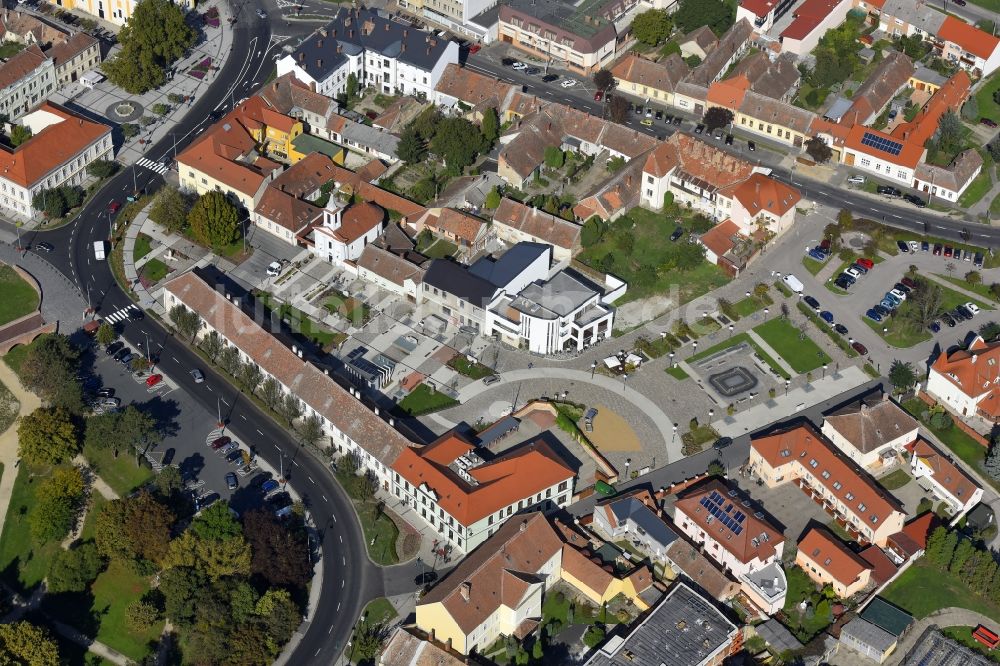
[833,481,842,490]
[821,470,830,479]
[809,458,818,468]
[858,503,867,512]
[846,492,855,501]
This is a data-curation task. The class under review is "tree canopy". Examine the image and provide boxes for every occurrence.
[30,466,86,543]
[18,406,79,466]
[430,117,487,171]
[631,9,672,45]
[703,106,734,131]
[243,509,312,588]
[95,490,176,564]
[888,360,917,394]
[805,136,833,163]
[0,621,60,666]
[188,191,240,250]
[47,542,105,593]
[149,185,191,232]
[84,404,160,460]
[18,333,83,411]
[101,0,196,93]
[673,0,735,36]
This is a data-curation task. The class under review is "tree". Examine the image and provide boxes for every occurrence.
[888,360,917,394]
[673,0,735,36]
[95,322,117,347]
[396,127,426,165]
[988,138,1000,164]
[168,303,202,342]
[966,270,982,287]
[895,33,928,59]
[684,54,702,68]
[32,187,67,218]
[900,282,943,333]
[159,566,204,626]
[101,0,195,94]
[481,106,499,144]
[86,160,119,179]
[85,404,159,460]
[430,117,487,171]
[632,9,672,44]
[485,186,501,209]
[188,191,240,250]
[95,491,175,564]
[297,414,325,448]
[593,69,614,91]
[218,345,240,377]
[0,621,60,666]
[352,622,387,663]
[122,123,139,139]
[279,393,302,425]
[47,542,104,593]
[259,377,283,411]
[934,110,964,156]
[805,136,833,163]
[236,360,263,393]
[703,106,734,131]
[608,95,629,124]
[30,466,85,543]
[154,465,184,498]
[242,509,312,589]
[18,407,79,465]
[980,321,1000,341]
[583,625,605,648]
[148,185,190,232]
[19,333,81,411]
[200,330,224,362]
[125,600,160,633]
[192,502,243,541]
[985,442,1000,480]
[544,146,565,169]
[165,529,252,579]
[9,124,31,147]
[949,538,975,575]
[346,72,359,100]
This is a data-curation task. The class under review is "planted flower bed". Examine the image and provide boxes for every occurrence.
[188,57,212,79]
[203,6,220,27]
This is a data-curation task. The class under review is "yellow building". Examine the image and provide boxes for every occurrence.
[795,527,873,599]
[609,53,689,108]
[53,0,194,26]
[559,545,657,611]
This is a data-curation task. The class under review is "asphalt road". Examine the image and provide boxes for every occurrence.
[10,8,380,665]
[467,53,1000,250]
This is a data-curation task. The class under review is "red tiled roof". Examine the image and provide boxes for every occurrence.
[0,43,46,90]
[707,75,750,109]
[699,219,743,258]
[901,511,940,549]
[911,437,980,506]
[891,70,971,147]
[938,15,1000,60]
[929,334,1000,415]
[0,102,110,189]
[739,0,780,17]
[781,0,844,40]
[392,432,574,526]
[844,124,924,169]
[726,172,801,217]
[798,527,871,587]
[859,545,898,585]
[332,202,384,243]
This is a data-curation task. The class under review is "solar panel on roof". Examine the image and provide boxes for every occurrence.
[724,502,733,513]
[734,525,743,535]
[860,131,903,156]
[735,512,746,523]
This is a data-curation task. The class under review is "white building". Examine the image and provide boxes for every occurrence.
[913,149,984,203]
[51,0,194,27]
[310,198,385,266]
[276,8,459,101]
[0,102,111,218]
[821,394,919,471]
[926,334,1000,423]
[0,44,54,120]
[910,438,983,519]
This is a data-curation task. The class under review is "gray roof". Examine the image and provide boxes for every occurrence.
[756,618,802,653]
[603,496,679,549]
[468,242,549,288]
[823,96,854,122]
[422,260,499,307]
[913,65,948,87]
[585,583,737,666]
[860,598,913,637]
[967,503,995,530]
[287,8,452,83]
[880,0,946,34]
[511,269,600,320]
[341,121,400,157]
[900,627,996,666]
[841,618,897,653]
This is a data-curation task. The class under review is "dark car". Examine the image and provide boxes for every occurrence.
[921,241,930,252]
[820,310,834,323]
[748,140,756,151]
[524,67,540,75]
[225,472,238,490]
[127,308,144,322]
[195,493,220,512]
[954,0,967,5]
[225,449,243,465]
[928,320,941,333]
[874,305,892,318]
[834,324,849,335]
[958,305,974,319]
[694,124,705,134]
[655,110,663,120]
[839,273,856,286]
[671,116,681,126]
[866,309,883,323]
[95,387,115,398]
[250,472,273,489]
[942,313,957,327]
[851,262,868,275]
[975,252,985,268]
[501,57,515,66]
[896,240,910,253]
[981,118,998,128]
[210,435,231,450]
[34,241,54,252]
[112,347,130,362]
[670,227,684,241]
[951,307,969,321]
[118,353,135,366]
[713,437,733,451]
[804,295,820,309]
[105,341,123,356]
[903,193,927,208]
[261,479,281,495]
[541,73,558,82]
[900,277,918,290]
[933,243,943,255]
[877,185,902,198]
[267,491,292,510]
[894,282,912,294]
[725,134,734,145]
[414,571,438,586]
[835,276,852,290]
[851,341,869,356]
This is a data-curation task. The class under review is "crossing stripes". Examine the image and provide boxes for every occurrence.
[105,304,140,323]
[136,157,169,175]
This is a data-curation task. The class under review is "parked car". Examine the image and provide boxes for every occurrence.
[541,74,559,83]
[951,307,969,321]
[250,473,272,489]
[671,116,681,126]
[112,347,130,362]
[845,266,862,279]
[866,309,883,323]
[670,227,684,241]
[482,375,500,385]
[266,491,291,508]
[849,263,867,276]
[981,118,999,128]
[226,449,244,465]
[265,261,282,277]
[834,275,853,290]
[856,257,874,270]
[942,313,957,327]
[210,436,231,450]
[880,297,898,310]
[594,90,603,101]
[874,305,892,318]
[877,185,902,198]
[145,373,163,387]
[933,243,943,255]
[944,246,953,257]
[803,295,820,309]
[694,124,705,134]
[34,241,54,252]
[884,292,902,306]
[748,141,756,151]
[118,353,135,366]
[101,397,120,408]
[808,248,827,261]
[105,341,123,356]
[261,479,281,495]
[819,310,834,324]
[966,302,981,316]
[838,273,856,287]
[908,240,920,252]
[847,174,865,184]
[896,240,910,253]
[559,79,576,88]
[975,252,984,268]
[195,493,220,512]
[852,341,869,356]
[834,324,849,335]
[957,305,974,320]
[889,288,907,302]
[903,194,926,208]
[928,320,941,333]
[900,277,918,290]
[225,472,238,490]
[218,442,239,457]
[725,134,734,145]
[256,8,266,18]
[640,118,653,126]
[921,241,929,252]
[96,387,115,398]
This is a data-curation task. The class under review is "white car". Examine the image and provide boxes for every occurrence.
[845,266,862,279]
[256,8,267,18]
[265,261,282,277]
[966,302,981,316]
[847,175,865,184]
[559,79,576,88]
[511,61,527,70]
[909,240,919,252]
[889,288,907,302]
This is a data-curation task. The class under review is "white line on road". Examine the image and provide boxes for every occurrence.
[339,535,343,543]
[221,398,229,406]
[292,460,300,467]
[314,648,321,657]
[332,514,337,523]
[341,557,345,565]
[322,495,328,502]
[328,625,333,634]
[335,603,340,613]
[341,580,344,588]
[206,386,212,392]
[257,429,264,435]
[240,414,247,420]
[172,356,178,362]
[274,444,281,451]
[309,476,315,484]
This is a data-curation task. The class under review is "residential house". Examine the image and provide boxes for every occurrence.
[572,157,643,222]
[412,207,489,256]
[560,545,661,611]
[414,513,565,655]
[592,490,679,562]
[276,8,459,100]
[663,538,741,602]
[0,102,111,218]
[729,52,800,102]
[733,91,818,148]
[909,65,948,94]
[821,393,919,470]
[492,197,581,262]
[609,53,689,108]
[838,51,915,127]
[584,582,743,666]
[909,438,983,517]
[679,25,718,60]
[378,628,465,666]
[311,198,386,266]
[884,511,939,564]
[858,597,913,649]
[699,219,753,275]
[871,0,946,38]
[795,527,873,598]
[0,10,65,45]
[433,63,513,116]
[0,44,54,119]
[252,152,334,245]
[720,171,801,237]
[46,32,100,86]
[779,0,853,55]
[355,244,426,299]
[684,19,754,88]
[840,617,898,663]
[672,480,785,579]
[736,0,798,32]
[162,270,415,490]
[913,149,983,203]
[52,0,194,26]
[749,425,907,546]
[926,334,1000,421]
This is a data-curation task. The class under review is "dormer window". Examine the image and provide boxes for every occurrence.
[809,459,818,468]
[821,471,830,479]
[858,503,867,512]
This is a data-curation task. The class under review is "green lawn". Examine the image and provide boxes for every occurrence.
[882,562,1000,622]
[0,264,39,325]
[753,318,830,374]
[2,342,30,375]
[958,171,993,208]
[802,255,828,276]
[139,257,168,284]
[942,626,1000,662]
[0,464,63,593]
[258,293,343,349]
[0,42,25,59]
[82,441,154,497]
[991,192,1000,217]
[782,565,834,640]
[79,494,108,544]
[334,470,400,565]
[421,238,458,259]
[577,207,728,304]
[975,70,1000,123]
[324,294,370,326]
[936,280,994,312]
[90,560,163,661]
[732,292,773,317]
[665,365,689,380]
[935,274,999,306]
[397,383,458,416]
[447,356,494,379]
[862,315,931,348]
[878,469,911,491]
[133,233,153,262]
[687,332,790,380]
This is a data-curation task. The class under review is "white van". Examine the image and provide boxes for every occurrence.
[93,240,106,260]
[783,274,804,293]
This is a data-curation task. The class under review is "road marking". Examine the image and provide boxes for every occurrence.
[341,580,344,588]
[257,429,264,435]
[206,386,212,392]
[274,444,281,451]
[328,625,333,634]
[308,476,315,484]
[240,414,247,420]
[339,535,343,543]
[322,495,328,502]
[335,603,340,612]
[332,514,337,523]
[292,460,300,467]
[221,398,229,406]
[172,356,178,362]
[314,648,321,657]
[342,556,346,565]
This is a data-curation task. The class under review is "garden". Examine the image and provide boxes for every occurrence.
[577,207,728,304]
[187,57,212,80]
[256,292,345,351]
[0,264,39,325]
[752,318,830,374]
[447,355,494,379]
[882,561,1000,623]
[396,383,459,416]
[323,293,371,328]
[780,565,837,642]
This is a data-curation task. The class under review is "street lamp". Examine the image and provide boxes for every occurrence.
[822,364,827,379]
[708,408,714,419]
[591,361,597,379]
[883,326,888,336]
[693,340,699,353]
[728,324,734,338]
[349,612,368,663]
[216,396,224,430]
[784,379,790,395]
[622,373,628,392]
[672,423,678,442]
[764,307,769,319]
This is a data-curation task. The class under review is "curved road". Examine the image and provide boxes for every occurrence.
[7,5,382,664]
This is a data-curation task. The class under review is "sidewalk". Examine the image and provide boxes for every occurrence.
[0,360,40,542]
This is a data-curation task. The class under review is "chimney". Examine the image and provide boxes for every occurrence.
[350,28,354,38]
[332,28,337,37]
[337,44,342,54]
[389,417,395,426]
[520,519,528,532]
[460,582,471,601]
[298,52,304,62]
[317,39,323,48]
[320,28,328,37]
[401,42,405,52]
[384,21,389,31]
[317,59,322,68]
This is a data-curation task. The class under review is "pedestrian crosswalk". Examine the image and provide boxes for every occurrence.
[136,157,169,175]
[105,304,141,324]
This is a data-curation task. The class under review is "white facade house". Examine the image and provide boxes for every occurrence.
[910,438,983,519]
[0,45,55,120]
[926,335,1000,422]
[913,149,984,204]
[310,198,385,266]
[821,395,920,470]
[276,9,459,101]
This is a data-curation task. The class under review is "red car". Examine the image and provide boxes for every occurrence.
[210,436,231,450]
[108,201,121,214]
[145,373,163,387]
[852,341,869,356]
[468,43,481,54]
[594,90,604,102]
[856,257,874,270]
